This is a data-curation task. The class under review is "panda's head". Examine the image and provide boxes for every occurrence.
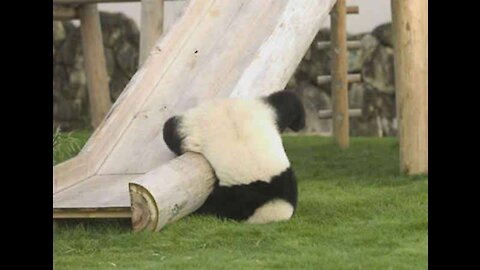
[264,90,306,132]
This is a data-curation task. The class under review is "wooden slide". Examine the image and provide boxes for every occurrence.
[53,0,336,228]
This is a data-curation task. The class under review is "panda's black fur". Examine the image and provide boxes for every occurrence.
[162,90,305,223]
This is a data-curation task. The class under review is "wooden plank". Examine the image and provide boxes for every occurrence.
[317,73,361,85]
[318,108,362,119]
[53,174,139,208]
[139,0,164,66]
[78,4,112,129]
[130,152,215,232]
[391,0,428,174]
[53,5,78,20]
[53,208,132,219]
[330,0,349,148]
[316,40,361,50]
[53,154,90,194]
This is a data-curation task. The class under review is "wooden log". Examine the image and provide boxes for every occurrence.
[139,0,164,66]
[53,5,78,20]
[318,108,361,119]
[391,0,428,174]
[316,40,361,50]
[330,0,349,148]
[78,4,112,129]
[129,152,215,232]
[317,73,361,85]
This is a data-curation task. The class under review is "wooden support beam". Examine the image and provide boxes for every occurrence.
[316,40,361,50]
[53,5,78,20]
[318,108,362,119]
[53,208,132,219]
[346,6,359,14]
[129,153,215,232]
[330,0,349,148]
[391,0,428,175]
[139,0,164,66]
[317,73,361,85]
[78,4,112,129]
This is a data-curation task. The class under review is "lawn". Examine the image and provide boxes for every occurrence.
[53,133,428,270]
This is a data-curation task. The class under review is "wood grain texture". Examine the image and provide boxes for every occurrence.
[78,4,112,129]
[129,152,215,232]
[391,0,428,174]
[53,154,89,194]
[53,174,139,208]
[330,0,350,148]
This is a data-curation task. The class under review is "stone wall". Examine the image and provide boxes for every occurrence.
[53,12,396,136]
[53,12,139,130]
[288,23,396,137]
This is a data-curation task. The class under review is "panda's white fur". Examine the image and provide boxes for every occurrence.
[162,90,305,223]
[246,199,295,224]
[178,98,290,186]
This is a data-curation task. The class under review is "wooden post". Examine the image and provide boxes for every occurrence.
[53,5,78,20]
[317,73,361,85]
[78,4,112,129]
[139,0,164,66]
[129,153,215,232]
[391,0,428,174]
[330,0,349,148]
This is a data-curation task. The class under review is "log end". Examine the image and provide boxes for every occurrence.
[129,183,159,232]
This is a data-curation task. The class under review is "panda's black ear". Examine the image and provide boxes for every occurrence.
[265,90,306,132]
[289,95,306,132]
[163,116,185,156]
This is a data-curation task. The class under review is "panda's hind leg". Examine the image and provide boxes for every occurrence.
[162,116,184,156]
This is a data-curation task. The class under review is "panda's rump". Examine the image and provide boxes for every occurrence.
[195,167,298,223]
[246,199,294,224]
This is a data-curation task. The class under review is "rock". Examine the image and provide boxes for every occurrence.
[53,22,66,45]
[372,23,393,47]
[104,48,116,76]
[53,11,140,130]
[291,82,332,134]
[116,42,138,74]
[349,83,365,109]
[361,44,395,94]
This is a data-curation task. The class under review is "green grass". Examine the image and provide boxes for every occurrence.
[53,129,91,165]
[54,133,428,270]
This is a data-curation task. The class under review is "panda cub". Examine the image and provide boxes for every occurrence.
[162,90,305,224]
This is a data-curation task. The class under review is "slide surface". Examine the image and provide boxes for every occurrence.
[53,0,336,214]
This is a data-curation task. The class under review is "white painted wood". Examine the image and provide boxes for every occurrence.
[99,0,336,174]
[54,174,139,208]
[129,152,215,232]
